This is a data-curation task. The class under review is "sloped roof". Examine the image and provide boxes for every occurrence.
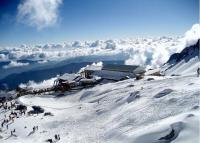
[84,65,102,71]
[94,70,135,81]
[58,73,79,81]
[102,64,143,73]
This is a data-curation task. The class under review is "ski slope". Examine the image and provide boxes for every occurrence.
[0,75,199,143]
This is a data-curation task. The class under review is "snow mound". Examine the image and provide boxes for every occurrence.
[132,112,199,143]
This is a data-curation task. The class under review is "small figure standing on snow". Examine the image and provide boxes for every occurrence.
[33,126,36,132]
[57,134,60,140]
[46,139,53,143]
[55,134,58,140]
[197,67,200,77]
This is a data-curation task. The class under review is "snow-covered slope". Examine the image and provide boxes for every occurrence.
[162,39,199,76]
[0,75,199,143]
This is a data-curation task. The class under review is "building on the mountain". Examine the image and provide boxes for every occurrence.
[145,68,162,76]
[81,64,145,81]
[54,64,145,91]
[54,73,82,90]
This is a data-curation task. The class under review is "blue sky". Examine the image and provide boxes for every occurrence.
[0,0,199,46]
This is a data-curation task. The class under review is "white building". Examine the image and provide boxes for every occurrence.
[81,64,145,81]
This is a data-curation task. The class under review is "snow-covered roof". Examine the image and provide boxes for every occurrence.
[84,64,145,74]
[93,70,135,81]
[84,65,102,71]
[80,78,96,83]
[102,64,144,73]
[145,68,160,75]
[58,73,79,81]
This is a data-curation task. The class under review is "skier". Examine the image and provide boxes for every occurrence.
[55,134,58,141]
[57,134,60,140]
[33,126,36,132]
[46,139,53,143]
[197,67,200,77]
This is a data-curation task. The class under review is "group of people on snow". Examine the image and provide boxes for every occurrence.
[46,134,61,143]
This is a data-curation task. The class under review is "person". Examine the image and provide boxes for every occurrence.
[197,67,200,77]
[55,134,58,140]
[33,126,36,132]
[57,134,60,140]
[47,139,53,143]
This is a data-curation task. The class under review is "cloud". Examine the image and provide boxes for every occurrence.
[0,54,8,61]
[19,77,57,90]
[79,61,103,73]
[3,61,29,69]
[184,24,200,47]
[1,37,183,70]
[17,0,63,29]
[6,23,200,70]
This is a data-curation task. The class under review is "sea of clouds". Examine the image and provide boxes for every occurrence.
[0,24,199,89]
[0,37,182,69]
[0,24,199,71]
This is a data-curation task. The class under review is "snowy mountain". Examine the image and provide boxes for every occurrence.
[0,75,199,143]
[0,24,199,143]
[163,39,199,75]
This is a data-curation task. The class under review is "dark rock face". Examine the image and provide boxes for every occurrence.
[158,122,184,142]
[154,89,173,98]
[44,112,54,116]
[127,91,140,103]
[15,104,27,111]
[159,129,175,141]
[28,106,44,115]
[166,39,199,65]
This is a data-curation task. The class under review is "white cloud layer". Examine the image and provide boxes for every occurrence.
[1,24,199,70]
[184,24,200,47]
[1,37,183,69]
[17,0,62,29]
[3,61,29,69]
[19,77,57,90]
